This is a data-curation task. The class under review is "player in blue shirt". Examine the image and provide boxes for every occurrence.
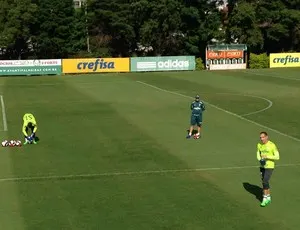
[186,95,205,139]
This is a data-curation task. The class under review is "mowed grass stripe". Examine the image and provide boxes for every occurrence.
[212,69,300,88]
[236,68,300,80]
[15,172,286,230]
[0,163,299,183]
[0,77,25,230]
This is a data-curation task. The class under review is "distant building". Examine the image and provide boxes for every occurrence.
[74,0,86,8]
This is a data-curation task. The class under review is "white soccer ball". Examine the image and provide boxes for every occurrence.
[15,140,22,147]
[1,140,8,147]
[193,133,200,139]
[9,140,16,147]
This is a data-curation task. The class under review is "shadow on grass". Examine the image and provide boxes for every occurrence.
[243,182,262,202]
[186,129,198,135]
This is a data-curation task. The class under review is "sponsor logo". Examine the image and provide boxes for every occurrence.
[131,56,195,72]
[0,59,61,66]
[207,50,244,59]
[137,62,156,69]
[226,51,243,58]
[77,59,115,72]
[137,60,189,69]
[272,55,300,65]
[270,53,300,68]
[157,60,189,68]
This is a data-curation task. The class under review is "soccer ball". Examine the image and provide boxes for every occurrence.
[9,140,16,147]
[1,140,9,147]
[15,140,22,147]
[193,133,200,139]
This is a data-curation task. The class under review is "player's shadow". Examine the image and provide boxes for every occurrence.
[243,182,262,202]
[186,129,198,135]
[35,136,40,142]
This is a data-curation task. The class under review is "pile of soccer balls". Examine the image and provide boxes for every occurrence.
[1,140,22,147]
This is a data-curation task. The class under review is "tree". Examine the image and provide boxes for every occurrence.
[33,0,76,58]
[181,0,224,57]
[227,1,263,53]
[88,0,135,57]
[257,1,300,53]
[0,0,38,59]
[227,0,300,53]
[137,0,184,56]
[71,6,88,55]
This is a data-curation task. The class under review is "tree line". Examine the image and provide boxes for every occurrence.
[0,0,299,60]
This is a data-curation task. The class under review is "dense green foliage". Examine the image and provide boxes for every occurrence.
[195,57,205,70]
[0,0,299,59]
[249,53,269,69]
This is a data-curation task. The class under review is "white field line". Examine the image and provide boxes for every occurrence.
[210,92,273,117]
[136,81,300,143]
[0,163,300,183]
[0,95,8,131]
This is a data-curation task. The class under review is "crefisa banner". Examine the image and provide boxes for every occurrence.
[62,58,130,73]
[269,53,300,68]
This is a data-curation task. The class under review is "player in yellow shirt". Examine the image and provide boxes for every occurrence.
[257,131,280,207]
[22,113,38,145]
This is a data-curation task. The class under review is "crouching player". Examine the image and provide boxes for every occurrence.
[22,113,38,145]
[186,95,205,139]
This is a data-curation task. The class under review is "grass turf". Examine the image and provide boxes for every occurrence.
[0,68,299,229]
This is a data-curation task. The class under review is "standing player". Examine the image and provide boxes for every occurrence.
[186,95,205,139]
[257,131,280,207]
[22,113,38,145]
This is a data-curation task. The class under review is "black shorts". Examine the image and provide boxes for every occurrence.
[24,126,35,137]
[190,115,202,127]
[260,167,273,189]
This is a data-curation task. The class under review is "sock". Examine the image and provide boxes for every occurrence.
[189,132,192,136]
[263,195,268,201]
[267,194,271,200]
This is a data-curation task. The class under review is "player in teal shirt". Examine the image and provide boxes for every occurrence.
[186,95,205,138]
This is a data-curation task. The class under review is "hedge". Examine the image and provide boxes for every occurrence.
[195,57,205,70]
[249,53,269,69]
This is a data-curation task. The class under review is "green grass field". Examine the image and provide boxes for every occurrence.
[0,68,300,230]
